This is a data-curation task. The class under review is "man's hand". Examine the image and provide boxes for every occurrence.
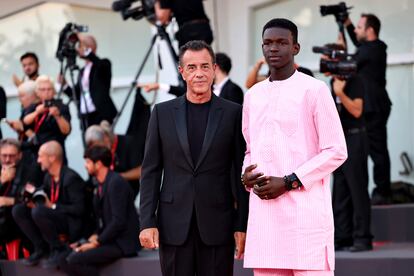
[7,120,24,132]
[75,242,98,253]
[138,83,160,93]
[139,228,159,249]
[0,196,14,207]
[253,176,286,200]
[333,77,346,97]
[88,234,99,245]
[1,166,16,183]
[234,231,246,259]
[44,196,53,209]
[57,74,66,86]
[35,104,46,115]
[12,74,22,87]
[49,106,61,118]
[242,164,266,189]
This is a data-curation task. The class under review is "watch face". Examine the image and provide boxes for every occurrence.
[292,181,299,189]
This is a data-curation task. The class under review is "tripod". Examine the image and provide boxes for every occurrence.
[111,23,183,130]
[57,54,89,147]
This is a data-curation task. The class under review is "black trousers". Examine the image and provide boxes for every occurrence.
[365,110,391,196]
[176,21,213,48]
[159,215,234,276]
[59,243,123,276]
[12,204,69,251]
[333,132,372,246]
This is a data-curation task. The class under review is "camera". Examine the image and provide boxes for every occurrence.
[320,2,352,22]
[112,0,156,23]
[44,98,63,108]
[22,183,48,205]
[56,23,89,63]
[312,46,357,78]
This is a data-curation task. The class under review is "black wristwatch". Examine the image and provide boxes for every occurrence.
[283,173,303,191]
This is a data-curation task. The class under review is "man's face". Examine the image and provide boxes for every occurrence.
[36,81,55,101]
[179,49,216,96]
[262,27,299,70]
[355,17,368,42]
[21,57,38,78]
[0,145,21,167]
[85,159,98,177]
[37,147,52,172]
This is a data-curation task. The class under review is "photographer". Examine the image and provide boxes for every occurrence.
[12,141,85,268]
[59,145,139,276]
[155,0,213,47]
[0,139,41,252]
[343,13,392,204]
[23,75,71,160]
[60,34,117,128]
[321,43,373,252]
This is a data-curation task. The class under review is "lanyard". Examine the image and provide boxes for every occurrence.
[50,178,60,204]
[34,111,48,133]
[110,136,119,170]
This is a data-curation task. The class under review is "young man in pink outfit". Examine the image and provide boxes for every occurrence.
[242,18,348,276]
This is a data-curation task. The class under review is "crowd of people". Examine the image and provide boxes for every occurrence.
[0,0,393,275]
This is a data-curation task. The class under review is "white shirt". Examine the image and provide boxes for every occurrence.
[213,77,229,96]
[80,62,96,114]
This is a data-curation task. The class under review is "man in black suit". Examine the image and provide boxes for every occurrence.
[59,145,139,276]
[139,40,248,276]
[213,52,244,105]
[12,141,85,268]
[62,34,117,128]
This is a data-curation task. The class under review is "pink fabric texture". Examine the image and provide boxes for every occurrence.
[242,71,347,270]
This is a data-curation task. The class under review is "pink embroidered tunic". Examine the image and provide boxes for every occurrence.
[242,71,347,270]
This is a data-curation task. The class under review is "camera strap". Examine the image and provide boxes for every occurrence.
[50,178,60,204]
[110,135,119,170]
[34,111,49,133]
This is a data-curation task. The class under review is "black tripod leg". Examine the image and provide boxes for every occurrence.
[111,33,158,131]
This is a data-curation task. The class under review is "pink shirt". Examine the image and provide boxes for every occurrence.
[242,71,347,270]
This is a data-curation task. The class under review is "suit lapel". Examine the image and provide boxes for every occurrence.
[195,95,223,171]
[173,96,194,169]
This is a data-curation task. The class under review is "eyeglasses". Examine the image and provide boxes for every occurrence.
[0,154,18,159]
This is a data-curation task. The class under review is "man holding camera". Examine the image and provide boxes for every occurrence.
[61,34,117,128]
[321,44,373,252]
[0,139,41,251]
[23,75,71,161]
[344,13,392,205]
[12,141,85,268]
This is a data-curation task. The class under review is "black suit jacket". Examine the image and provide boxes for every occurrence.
[94,171,139,255]
[140,94,248,246]
[64,53,117,123]
[42,166,85,242]
[219,79,244,105]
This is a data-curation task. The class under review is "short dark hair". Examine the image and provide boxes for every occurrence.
[178,40,215,66]
[84,145,112,168]
[262,18,298,44]
[361,13,381,36]
[0,138,21,152]
[20,52,39,64]
[215,53,232,74]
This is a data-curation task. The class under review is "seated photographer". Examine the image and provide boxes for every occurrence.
[12,141,85,268]
[23,75,71,161]
[59,145,139,276]
[0,139,41,254]
[60,34,117,128]
[321,44,373,252]
[85,121,145,197]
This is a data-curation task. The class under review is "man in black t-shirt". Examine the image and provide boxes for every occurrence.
[324,44,373,252]
[155,0,213,47]
[344,13,392,204]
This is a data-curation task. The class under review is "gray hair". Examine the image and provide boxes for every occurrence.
[18,80,37,96]
[0,138,21,152]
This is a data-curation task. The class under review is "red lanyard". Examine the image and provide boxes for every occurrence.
[34,111,48,133]
[50,178,60,204]
[110,136,119,170]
